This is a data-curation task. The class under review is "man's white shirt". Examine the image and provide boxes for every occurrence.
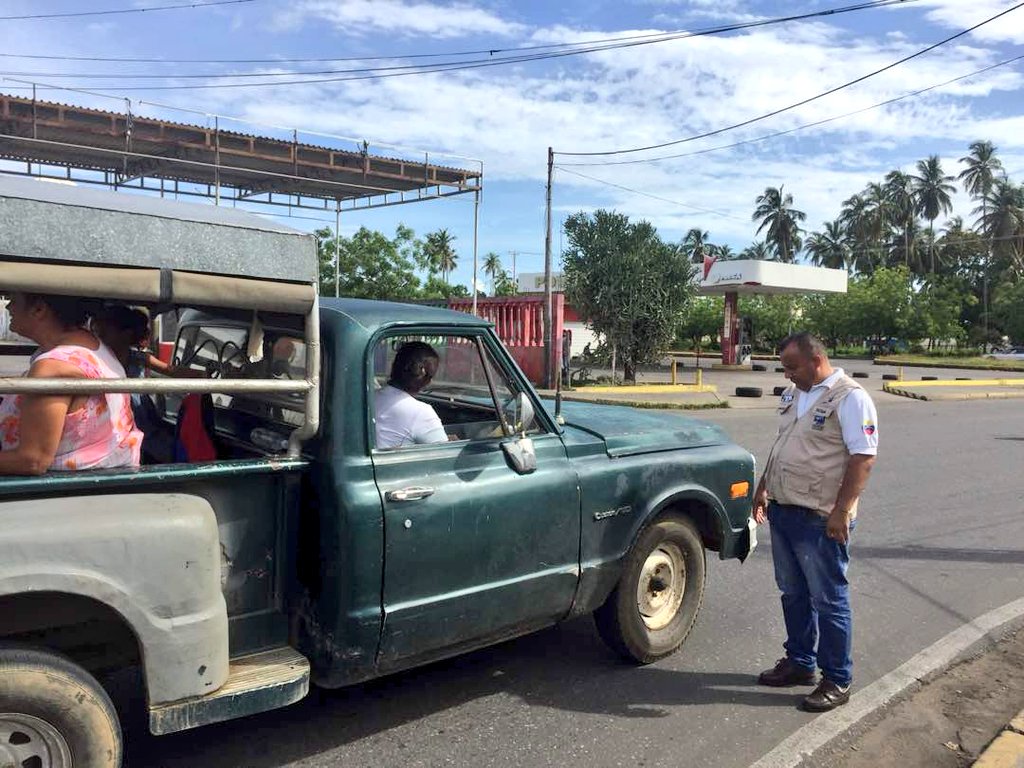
[792,368,878,456]
[374,384,448,449]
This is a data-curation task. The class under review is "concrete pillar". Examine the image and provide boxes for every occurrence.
[722,291,739,365]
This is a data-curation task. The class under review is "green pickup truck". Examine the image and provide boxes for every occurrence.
[0,177,755,768]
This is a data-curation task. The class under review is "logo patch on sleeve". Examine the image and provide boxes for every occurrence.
[863,421,876,436]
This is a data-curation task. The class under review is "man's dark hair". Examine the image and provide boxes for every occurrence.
[97,304,150,344]
[389,341,440,392]
[777,331,828,359]
[26,293,91,330]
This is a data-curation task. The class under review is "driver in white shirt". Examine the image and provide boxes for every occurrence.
[374,341,448,450]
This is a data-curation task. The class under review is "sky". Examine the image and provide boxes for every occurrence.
[1,0,1023,290]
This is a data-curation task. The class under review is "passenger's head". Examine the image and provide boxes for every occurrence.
[778,331,831,392]
[389,341,439,394]
[94,305,150,359]
[7,292,91,343]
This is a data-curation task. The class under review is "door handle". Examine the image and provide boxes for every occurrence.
[386,486,436,502]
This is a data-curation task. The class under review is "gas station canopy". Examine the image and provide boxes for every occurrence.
[699,260,848,296]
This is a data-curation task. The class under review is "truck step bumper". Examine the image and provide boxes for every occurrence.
[149,646,310,735]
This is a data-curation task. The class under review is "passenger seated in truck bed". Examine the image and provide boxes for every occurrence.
[0,293,142,475]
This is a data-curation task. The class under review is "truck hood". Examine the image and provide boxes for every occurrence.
[551,400,731,457]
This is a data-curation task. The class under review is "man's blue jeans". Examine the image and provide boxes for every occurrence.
[768,502,855,687]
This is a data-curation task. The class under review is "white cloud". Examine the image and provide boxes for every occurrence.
[911,0,1024,44]
[272,0,527,38]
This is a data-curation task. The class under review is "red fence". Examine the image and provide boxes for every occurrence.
[447,294,563,387]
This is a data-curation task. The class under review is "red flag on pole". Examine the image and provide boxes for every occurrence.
[702,252,718,281]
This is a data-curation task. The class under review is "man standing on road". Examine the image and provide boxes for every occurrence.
[752,332,878,712]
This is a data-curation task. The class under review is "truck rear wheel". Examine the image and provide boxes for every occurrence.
[0,646,122,768]
[594,515,706,664]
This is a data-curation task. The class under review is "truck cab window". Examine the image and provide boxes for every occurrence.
[372,334,542,449]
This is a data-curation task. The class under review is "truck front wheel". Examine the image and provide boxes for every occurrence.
[0,646,122,768]
[594,515,706,664]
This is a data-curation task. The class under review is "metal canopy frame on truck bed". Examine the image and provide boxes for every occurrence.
[0,177,320,457]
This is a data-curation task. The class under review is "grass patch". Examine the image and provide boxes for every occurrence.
[876,355,1024,372]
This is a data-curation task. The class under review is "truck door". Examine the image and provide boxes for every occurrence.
[369,331,580,668]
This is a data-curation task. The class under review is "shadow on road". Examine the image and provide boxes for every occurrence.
[857,545,1024,565]
[126,617,800,767]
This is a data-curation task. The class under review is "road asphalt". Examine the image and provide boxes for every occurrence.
[119,393,1024,768]
[3,349,1022,767]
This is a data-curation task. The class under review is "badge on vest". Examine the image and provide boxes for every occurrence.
[811,405,829,430]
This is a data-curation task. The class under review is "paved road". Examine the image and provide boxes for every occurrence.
[124,396,1024,768]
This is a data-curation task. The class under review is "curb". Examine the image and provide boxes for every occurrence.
[974,715,1024,767]
[750,597,1024,768]
[883,383,1024,402]
[559,394,728,411]
[875,357,1024,373]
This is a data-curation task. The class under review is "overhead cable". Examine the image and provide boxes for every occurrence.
[554,166,748,221]
[556,1,1024,157]
[0,0,256,21]
[559,53,1024,167]
[1,0,918,89]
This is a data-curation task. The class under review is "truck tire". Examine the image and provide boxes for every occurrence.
[735,386,763,398]
[0,646,122,768]
[594,515,706,664]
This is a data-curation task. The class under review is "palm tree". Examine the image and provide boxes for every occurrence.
[912,155,957,273]
[959,141,1004,344]
[806,220,851,272]
[714,244,735,260]
[424,228,458,284]
[840,193,877,274]
[482,251,503,294]
[741,241,773,260]
[752,185,806,263]
[976,177,1024,277]
[884,170,916,270]
[682,228,710,264]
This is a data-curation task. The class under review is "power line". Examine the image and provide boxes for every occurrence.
[0,1,917,65]
[0,0,256,21]
[559,53,1024,167]
[0,0,916,90]
[554,166,748,221]
[557,1,1024,157]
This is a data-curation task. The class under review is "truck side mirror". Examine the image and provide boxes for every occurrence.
[516,392,535,435]
[501,436,536,475]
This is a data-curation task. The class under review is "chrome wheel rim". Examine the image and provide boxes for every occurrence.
[636,542,686,631]
[0,713,73,768]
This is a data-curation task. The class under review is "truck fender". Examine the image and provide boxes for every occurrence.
[0,493,229,705]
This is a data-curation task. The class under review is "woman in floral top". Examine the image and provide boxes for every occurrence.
[0,293,142,475]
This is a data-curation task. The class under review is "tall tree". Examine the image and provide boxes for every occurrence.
[741,241,774,260]
[482,251,503,294]
[562,209,696,382]
[959,141,1004,346]
[681,228,710,264]
[977,177,1024,278]
[806,220,851,272]
[424,228,458,284]
[884,171,916,271]
[840,192,876,274]
[752,185,806,263]
[912,155,956,273]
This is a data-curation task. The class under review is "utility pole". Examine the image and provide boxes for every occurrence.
[472,189,480,316]
[508,250,518,283]
[543,146,554,389]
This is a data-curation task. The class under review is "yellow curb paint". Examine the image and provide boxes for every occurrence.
[972,730,1024,768]
[895,378,1024,388]
[575,384,717,394]
[1009,710,1024,735]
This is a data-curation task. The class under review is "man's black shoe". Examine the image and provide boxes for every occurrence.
[757,657,817,687]
[802,679,851,711]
